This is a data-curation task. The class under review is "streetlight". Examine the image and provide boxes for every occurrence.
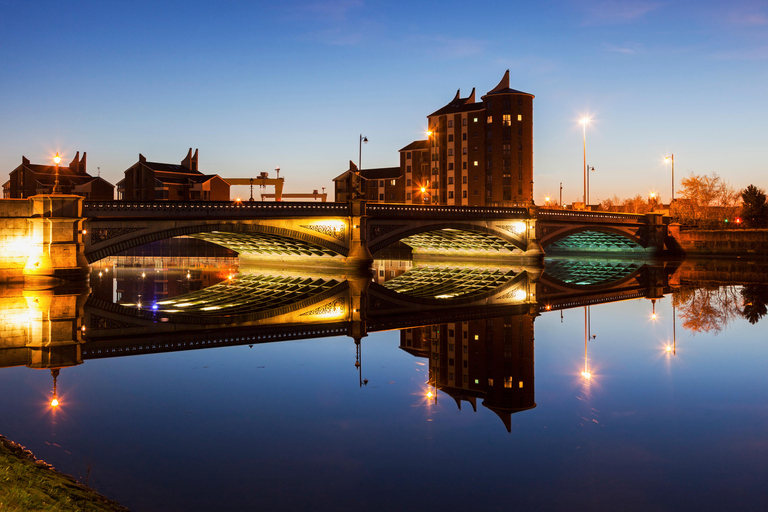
[664,154,675,203]
[358,134,368,171]
[579,117,591,207]
[52,152,61,194]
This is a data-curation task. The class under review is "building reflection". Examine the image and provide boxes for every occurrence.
[400,312,536,432]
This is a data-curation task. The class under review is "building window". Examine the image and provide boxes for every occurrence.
[407,192,411,199]
[379,193,384,200]
[406,178,411,186]
[518,183,523,194]
[462,133,467,141]
[379,270,384,277]
[463,162,467,170]
[473,189,478,195]
[487,115,492,124]
[462,176,468,184]
[462,118,467,126]
[379,180,384,187]
[473,161,478,166]
[390,193,395,199]
[503,114,511,126]
[518,169,523,180]
[448,120,453,128]
[473,117,478,122]
[463,190,468,198]
[391,179,396,186]
[486,174,493,182]
[518,114,522,121]
[448,176,454,184]
[406,152,411,159]
[406,165,411,173]
[448,191,454,198]
[448,163,454,170]
[486,189,492,197]
[463,147,467,155]
[448,148,453,156]
[448,134,453,142]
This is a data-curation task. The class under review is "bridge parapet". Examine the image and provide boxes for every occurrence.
[367,203,529,220]
[83,200,351,219]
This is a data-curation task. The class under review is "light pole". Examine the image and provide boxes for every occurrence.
[580,117,590,207]
[586,165,594,206]
[560,182,563,208]
[665,154,675,203]
[52,152,61,194]
[358,134,368,171]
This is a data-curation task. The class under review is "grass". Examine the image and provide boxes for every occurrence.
[0,435,128,512]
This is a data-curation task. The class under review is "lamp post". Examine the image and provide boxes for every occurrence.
[580,117,590,206]
[586,165,595,207]
[52,152,61,194]
[358,134,368,171]
[665,154,675,203]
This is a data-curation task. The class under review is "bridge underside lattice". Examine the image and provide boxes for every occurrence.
[543,258,642,286]
[545,230,646,253]
[382,266,521,300]
[189,232,342,258]
[399,229,523,254]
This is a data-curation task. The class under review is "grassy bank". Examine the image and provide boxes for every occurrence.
[0,435,128,512]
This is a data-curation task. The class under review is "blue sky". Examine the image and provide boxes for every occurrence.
[1,0,766,203]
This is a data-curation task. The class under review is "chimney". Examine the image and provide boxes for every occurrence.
[139,153,147,163]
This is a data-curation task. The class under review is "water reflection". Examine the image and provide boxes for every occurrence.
[3,256,768,426]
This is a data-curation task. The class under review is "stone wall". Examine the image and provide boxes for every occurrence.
[668,224,768,258]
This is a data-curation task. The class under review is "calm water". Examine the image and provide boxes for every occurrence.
[1,257,767,512]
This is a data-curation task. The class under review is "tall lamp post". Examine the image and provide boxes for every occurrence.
[52,152,61,194]
[665,154,675,203]
[580,117,590,206]
[358,134,368,171]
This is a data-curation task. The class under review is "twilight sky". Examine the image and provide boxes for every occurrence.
[1,0,766,204]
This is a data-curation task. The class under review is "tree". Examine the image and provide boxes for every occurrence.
[672,172,739,227]
[739,184,768,228]
[741,284,768,324]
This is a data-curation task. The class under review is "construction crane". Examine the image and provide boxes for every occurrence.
[261,188,327,202]
[224,171,284,201]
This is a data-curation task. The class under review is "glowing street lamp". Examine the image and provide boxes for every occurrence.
[664,154,675,203]
[579,117,590,206]
[52,152,62,194]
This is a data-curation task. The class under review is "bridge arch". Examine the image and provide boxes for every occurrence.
[368,222,528,255]
[539,226,647,253]
[85,221,350,262]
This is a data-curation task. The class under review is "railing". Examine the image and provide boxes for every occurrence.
[83,200,351,218]
[367,203,529,219]
[537,209,646,223]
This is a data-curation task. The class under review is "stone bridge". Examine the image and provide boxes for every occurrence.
[1,195,673,283]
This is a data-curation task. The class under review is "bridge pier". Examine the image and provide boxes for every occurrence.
[23,195,89,284]
[347,200,374,269]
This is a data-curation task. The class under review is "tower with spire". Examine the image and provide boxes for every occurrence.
[400,70,534,206]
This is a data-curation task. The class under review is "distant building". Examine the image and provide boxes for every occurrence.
[116,148,230,201]
[402,70,534,206]
[333,161,404,203]
[4,152,115,199]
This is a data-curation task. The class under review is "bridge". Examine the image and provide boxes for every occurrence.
[0,195,673,283]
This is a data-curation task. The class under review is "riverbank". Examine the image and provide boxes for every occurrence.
[668,225,768,257]
[0,434,128,512]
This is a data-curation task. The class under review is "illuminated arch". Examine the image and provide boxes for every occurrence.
[85,222,349,262]
[368,222,527,255]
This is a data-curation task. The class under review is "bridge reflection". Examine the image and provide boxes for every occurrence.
[0,258,678,430]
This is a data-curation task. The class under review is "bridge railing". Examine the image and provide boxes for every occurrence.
[367,203,529,219]
[537,209,646,223]
[83,201,351,218]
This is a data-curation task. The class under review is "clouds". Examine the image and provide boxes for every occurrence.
[577,0,662,25]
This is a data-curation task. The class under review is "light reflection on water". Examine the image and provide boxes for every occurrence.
[1,256,768,511]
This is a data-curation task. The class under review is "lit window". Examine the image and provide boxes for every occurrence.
[487,116,492,123]
[473,161,478,166]
[519,381,524,388]
[474,117,478,122]
[474,334,479,340]
[503,114,511,126]
[390,179,396,186]
[518,114,522,121]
